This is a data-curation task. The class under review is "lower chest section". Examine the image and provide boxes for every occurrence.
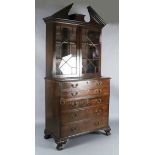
[47,78,110,138]
[59,78,110,137]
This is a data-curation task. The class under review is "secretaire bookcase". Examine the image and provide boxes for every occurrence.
[43,3,111,150]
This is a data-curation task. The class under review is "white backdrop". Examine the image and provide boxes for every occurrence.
[35,0,119,123]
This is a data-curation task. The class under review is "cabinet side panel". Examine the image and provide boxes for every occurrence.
[101,78,111,127]
[45,79,60,138]
[46,23,55,77]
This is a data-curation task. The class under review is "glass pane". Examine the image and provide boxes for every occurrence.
[87,31,100,43]
[55,25,77,76]
[56,26,76,42]
[82,28,101,75]
[82,59,100,74]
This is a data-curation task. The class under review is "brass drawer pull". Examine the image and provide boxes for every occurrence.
[70,127,77,132]
[60,101,65,104]
[71,92,78,96]
[97,98,102,104]
[71,83,78,88]
[75,101,78,105]
[95,109,103,116]
[71,113,78,119]
[74,101,79,107]
[87,102,90,106]
[97,81,103,86]
[98,89,102,93]
[70,101,78,108]
[70,104,74,108]
[70,103,75,108]
[96,89,102,94]
[94,121,100,126]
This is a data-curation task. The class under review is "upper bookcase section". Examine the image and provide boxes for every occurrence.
[43,3,106,27]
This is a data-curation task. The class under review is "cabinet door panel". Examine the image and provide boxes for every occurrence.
[81,28,101,76]
[55,24,80,77]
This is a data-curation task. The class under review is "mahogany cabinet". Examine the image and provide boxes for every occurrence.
[43,3,111,150]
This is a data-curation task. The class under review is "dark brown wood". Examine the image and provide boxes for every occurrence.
[43,3,111,150]
[61,117,108,138]
[45,23,55,77]
[61,79,106,90]
[44,78,111,149]
[87,6,106,26]
[60,104,108,124]
[43,3,74,22]
[69,14,85,21]
[60,96,109,111]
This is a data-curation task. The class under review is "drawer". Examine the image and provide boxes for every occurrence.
[61,79,109,91]
[61,117,108,138]
[61,88,107,99]
[60,104,109,124]
[60,96,109,111]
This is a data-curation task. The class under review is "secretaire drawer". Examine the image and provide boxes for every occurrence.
[61,79,109,91]
[60,104,109,124]
[61,117,108,138]
[60,96,109,111]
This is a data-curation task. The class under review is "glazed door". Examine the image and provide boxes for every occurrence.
[81,27,101,77]
[55,24,80,78]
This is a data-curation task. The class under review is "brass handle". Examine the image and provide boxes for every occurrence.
[70,102,75,108]
[70,101,78,108]
[96,109,103,113]
[71,83,78,88]
[71,92,78,96]
[97,98,102,104]
[95,109,103,116]
[87,102,90,106]
[71,113,78,119]
[94,121,100,126]
[97,81,103,86]
[96,89,102,94]
[75,101,79,107]
[74,101,78,107]
[70,127,77,132]
[60,101,65,105]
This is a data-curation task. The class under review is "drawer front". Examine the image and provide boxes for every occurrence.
[61,88,109,99]
[62,79,109,91]
[61,104,109,124]
[61,117,108,138]
[60,96,109,111]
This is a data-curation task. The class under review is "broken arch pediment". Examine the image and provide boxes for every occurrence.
[43,3,106,27]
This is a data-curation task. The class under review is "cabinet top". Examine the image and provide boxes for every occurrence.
[43,3,106,27]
